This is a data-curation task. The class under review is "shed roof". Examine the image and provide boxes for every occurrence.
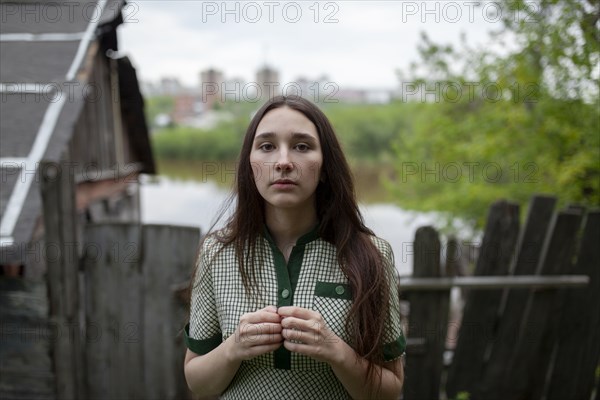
[0,0,151,265]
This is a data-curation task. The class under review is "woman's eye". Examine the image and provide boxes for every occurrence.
[295,143,309,152]
[259,143,274,151]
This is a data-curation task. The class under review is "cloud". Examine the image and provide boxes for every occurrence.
[119,1,500,88]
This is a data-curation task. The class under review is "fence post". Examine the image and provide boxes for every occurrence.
[446,200,520,398]
[82,223,143,399]
[403,226,447,400]
[142,224,200,400]
[479,195,556,398]
[503,208,583,399]
[546,210,600,400]
[40,160,84,400]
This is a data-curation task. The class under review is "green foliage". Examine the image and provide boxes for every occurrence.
[145,96,175,128]
[324,102,421,162]
[389,0,600,227]
[151,121,244,161]
[150,99,255,161]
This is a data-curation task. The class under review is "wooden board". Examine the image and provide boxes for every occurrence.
[446,200,520,398]
[404,226,447,400]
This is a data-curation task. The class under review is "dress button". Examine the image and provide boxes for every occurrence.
[281,289,290,299]
[335,285,345,295]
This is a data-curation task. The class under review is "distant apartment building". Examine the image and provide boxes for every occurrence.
[200,68,224,109]
[171,94,199,125]
[256,65,280,100]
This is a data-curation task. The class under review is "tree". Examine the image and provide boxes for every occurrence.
[389,0,599,227]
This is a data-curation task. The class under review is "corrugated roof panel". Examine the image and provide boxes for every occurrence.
[0,41,81,83]
[0,1,97,34]
[0,94,52,157]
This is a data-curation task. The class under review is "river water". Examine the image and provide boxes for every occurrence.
[139,173,470,276]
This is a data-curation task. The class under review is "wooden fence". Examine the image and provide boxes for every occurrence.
[37,160,598,399]
[39,161,200,400]
[82,222,198,400]
[401,196,599,400]
[43,220,199,400]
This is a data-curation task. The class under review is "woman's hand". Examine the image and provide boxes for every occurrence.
[278,306,404,399]
[225,305,283,362]
[277,306,343,365]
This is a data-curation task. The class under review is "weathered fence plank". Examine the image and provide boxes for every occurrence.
[142,224,200,400]
[116,226,144,400]
[445,236,465,278]
[82,225,110,399]
[81,222,199,399]
[40,160,84,400]
[403,226,447,400]
[446,200,520,398]
[502,209,583,399]
[529,209,585,400]
[82,223,143,400]
[0,279,56,400]
[478,195,556,399]
[546,210,600,400]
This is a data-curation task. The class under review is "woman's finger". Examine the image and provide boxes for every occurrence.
[282,328,311,344]
[243,310,282,324]
[278,306,318,320]
[238,325,282,344]
[280,316,323,333]
[239,322,282,335]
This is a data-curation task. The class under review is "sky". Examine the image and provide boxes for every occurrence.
[117,1,509,90]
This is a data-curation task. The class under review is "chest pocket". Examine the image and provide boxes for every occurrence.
[312,281,353,343]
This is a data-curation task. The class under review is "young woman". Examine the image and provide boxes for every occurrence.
[183,95,406,399]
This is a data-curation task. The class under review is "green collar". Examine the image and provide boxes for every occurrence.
[262,222,320,247]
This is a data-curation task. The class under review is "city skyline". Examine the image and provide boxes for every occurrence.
[142,65,396,105]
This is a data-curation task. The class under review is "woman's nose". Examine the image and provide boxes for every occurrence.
[275,150,293,171]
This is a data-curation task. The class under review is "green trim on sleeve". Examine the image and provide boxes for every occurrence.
[314,281,352,301]
[184,323,222,355]
[382,334,407,361]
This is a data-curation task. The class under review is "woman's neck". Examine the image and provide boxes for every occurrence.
[265,205,318,258]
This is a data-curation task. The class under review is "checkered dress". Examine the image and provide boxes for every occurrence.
[184,225,406,399]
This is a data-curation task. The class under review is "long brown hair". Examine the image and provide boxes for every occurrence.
[194,95,394,388]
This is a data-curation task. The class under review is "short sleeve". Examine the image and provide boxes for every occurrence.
[375,238,407,362]
[184,236,223,355]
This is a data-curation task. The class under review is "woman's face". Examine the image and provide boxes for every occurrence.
[249,106,323,212]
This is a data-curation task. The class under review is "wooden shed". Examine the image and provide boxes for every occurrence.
[0,1,156,398]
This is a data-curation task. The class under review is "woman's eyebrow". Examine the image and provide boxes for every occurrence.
[255,132,276,140]
[291,132,317,142]
[254,132,317,141]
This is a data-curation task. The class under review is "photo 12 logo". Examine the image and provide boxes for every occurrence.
[399,1,541,24]
[200,1,340,23]
[1,1,139,24]
[201,80,339,104]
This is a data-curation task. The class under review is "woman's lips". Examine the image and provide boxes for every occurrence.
[272,179,297,189]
